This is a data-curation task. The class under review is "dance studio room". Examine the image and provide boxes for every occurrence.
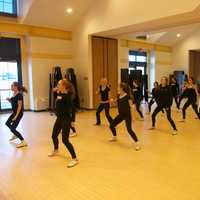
[0,0,200,199]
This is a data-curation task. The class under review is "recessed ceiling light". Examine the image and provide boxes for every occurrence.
[67,8,73,14]
[177,33,181,38]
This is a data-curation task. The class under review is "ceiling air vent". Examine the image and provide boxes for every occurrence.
[136,35,147,40]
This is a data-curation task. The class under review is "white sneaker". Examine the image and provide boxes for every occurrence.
[9,135,18,141]
[134,143,141,151]
[172,130,178,136]
[179,119,185,123]
[148,127,155,130]
[48,150,59,157]
[109,136,117,142]
[70,132,78,138]
[67,159,78,168]
[16,140,28,148]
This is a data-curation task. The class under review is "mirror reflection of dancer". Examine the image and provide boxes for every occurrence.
[132,80,144,120]
[95,78,113,125]
[178,77,200,122]
[148,82,165,114]
[49,79,78,168]
[148,81,159,113]
[170,77,179,109]
[6,82,28,148]
[109,83,141,151]
[149,77,178,135]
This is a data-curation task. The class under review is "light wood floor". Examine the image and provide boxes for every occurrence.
[0,105,200,200]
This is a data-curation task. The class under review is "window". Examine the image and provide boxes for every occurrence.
[129,51,147,63]
[128,55,136,62]
[0,61,18,110]
[136,56,147,63]
[0,0,17,17]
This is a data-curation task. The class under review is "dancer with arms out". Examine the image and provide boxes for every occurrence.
[95,78,113,125]
[49,79,78,168]
[178,77,200,122]
[6,82,28,148]
[109,82,141,150]
[150,77,178,135]
[132,80,144,120]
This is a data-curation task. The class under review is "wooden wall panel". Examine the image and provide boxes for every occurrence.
[92,37,105,107]
[189,50,200,81]
[92,36,118,108]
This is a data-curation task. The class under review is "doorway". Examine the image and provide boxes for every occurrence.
[128,50,148,101]
[0,37,22,111]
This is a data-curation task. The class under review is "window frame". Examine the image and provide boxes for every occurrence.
[0,0,17,17]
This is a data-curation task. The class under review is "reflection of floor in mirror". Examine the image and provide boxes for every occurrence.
[0,107,200,200]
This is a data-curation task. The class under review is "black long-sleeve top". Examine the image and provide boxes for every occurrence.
[132,85,143,102]
[117,94,131,117]
[55,93,73,119]
[10,93,24,115]
[151,88,159,100]
[156,86,173,108]
[170,82,179,96]
[179,87,197,103]
[99,85,110,102]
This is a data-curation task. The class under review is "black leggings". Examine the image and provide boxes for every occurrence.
[152,106,177,130]
[148,99,155,113]
[96,103,112,124]
[135,100,144,118]
[149,99,165,113]
[182,100,200,120]
[110,114,138,142]
[173,95,179,109]
[6,113,24,141]
[52,118,77,159]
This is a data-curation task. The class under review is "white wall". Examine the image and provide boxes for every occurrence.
[172,27,200,74]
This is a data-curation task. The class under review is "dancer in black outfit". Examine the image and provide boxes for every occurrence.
[53,83,77,137]
[70,103,77,137]
[109,83,140,150]
[49,79,78,168]
[150,77,178,135]
[148,81,159,113]
[132,80,144,120]
[6,82,28,148]
[95,78,113,125]
[178,77,200,122]
[69,83,77,137]
[170,77,179,109]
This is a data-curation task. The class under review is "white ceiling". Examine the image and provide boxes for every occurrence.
[21,0,93,30]
[119,23,200,46]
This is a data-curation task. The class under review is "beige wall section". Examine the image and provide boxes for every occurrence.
[28,37,73,110]
[172,27,200,74]
[73,30,92,108]
[118,40,129,83]
[155,51,173,82]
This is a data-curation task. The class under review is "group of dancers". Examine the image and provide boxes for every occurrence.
[4,75,200,168]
